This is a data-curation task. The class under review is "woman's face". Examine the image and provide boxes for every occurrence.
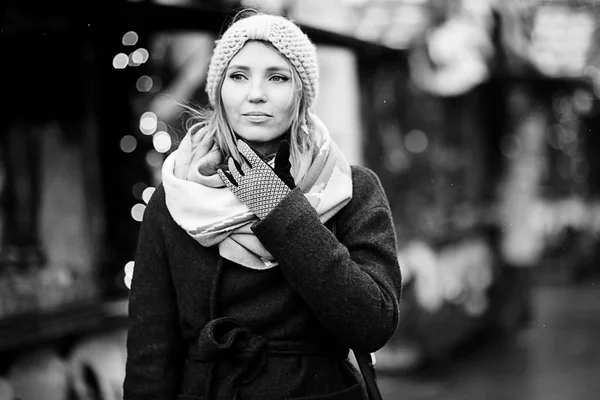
[220,41,295,143]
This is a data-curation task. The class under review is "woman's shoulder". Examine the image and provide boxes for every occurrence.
[350,164,381,183]
[349,165,387,204]
[142,184,170,224]
[334,165,392,233]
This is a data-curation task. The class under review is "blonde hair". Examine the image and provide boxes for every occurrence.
[185,40,318,184]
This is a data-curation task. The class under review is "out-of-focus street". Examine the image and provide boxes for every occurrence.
[379,278,600,400]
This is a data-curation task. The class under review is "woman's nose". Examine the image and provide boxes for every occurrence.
[247,80,267,103]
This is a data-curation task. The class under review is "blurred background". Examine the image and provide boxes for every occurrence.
[1,0,600,399]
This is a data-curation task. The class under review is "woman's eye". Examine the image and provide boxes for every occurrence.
[270,75,289,82]
[230,73,246,81]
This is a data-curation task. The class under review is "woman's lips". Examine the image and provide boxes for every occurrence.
[243,114,272,123]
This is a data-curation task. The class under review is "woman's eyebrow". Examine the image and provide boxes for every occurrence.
[266,66,291,73]
[227,65,290,73]
[227,65,250,71]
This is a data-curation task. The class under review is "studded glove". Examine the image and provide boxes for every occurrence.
[218,140,292,220]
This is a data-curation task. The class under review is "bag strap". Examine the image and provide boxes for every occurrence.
[355,353,383,400]
[330,219,383,400]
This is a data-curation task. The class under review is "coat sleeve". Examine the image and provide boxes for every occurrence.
[252,167,402,353]
[123,191,184,400]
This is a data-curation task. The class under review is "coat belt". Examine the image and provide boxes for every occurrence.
[187,317,348,399]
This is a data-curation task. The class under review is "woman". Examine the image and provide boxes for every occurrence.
[124,11,402,400]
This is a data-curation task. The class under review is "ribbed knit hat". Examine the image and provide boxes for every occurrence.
[205,14,319,108]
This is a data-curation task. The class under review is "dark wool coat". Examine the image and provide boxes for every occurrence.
[123,165,402,400]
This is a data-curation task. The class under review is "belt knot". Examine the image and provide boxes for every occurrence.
[195,317,267,365]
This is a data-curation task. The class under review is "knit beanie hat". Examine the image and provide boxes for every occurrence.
[205,13,319,108]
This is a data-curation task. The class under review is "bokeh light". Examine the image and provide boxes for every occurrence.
[142,187,156,204]
[136,75,153,92]
[405,130,428,153]
[573,89,593,114]
[139,111,158,135]
[153,131,172,153]
[146,150,163,168]
[120,135,137,153]
[128,52,141,67]
[131,203,146,222]
[112,53,129,69]
[157,121,168,132]
[125,261,135,277]
[150,76,163,92]
[124,261,135,289]
[122,31,139,46]
[132,48,149,64]
[132,182,147,200]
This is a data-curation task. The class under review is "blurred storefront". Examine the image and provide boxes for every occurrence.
[1,0,600,399]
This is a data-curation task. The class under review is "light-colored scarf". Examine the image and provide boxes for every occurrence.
[162,115,353,269]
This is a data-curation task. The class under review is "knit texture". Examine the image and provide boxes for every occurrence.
[218,141,291,220]
[205,14,319,107]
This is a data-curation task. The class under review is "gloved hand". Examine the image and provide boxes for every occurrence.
[218,140,292,219]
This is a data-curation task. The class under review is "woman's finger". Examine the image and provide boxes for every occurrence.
[217,168,238,187]
[238,140,262,167]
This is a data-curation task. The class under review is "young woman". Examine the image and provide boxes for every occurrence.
[124,12,402,400]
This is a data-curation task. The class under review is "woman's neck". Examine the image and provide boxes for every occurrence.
[242,132,290,160]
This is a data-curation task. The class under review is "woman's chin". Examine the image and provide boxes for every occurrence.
[235,130,285,144]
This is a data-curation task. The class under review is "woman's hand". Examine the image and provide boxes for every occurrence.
[218,140,291,219]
